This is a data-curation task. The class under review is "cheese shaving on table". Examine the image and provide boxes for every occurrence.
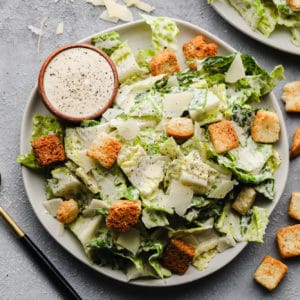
[100,9,119,23]
[103,0,133,22]
[56,22,64,35]
[28,17,47,53]
[123,0,155,13]
[86,0,105,5]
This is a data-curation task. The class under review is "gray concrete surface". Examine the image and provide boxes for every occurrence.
[1,1,300,299]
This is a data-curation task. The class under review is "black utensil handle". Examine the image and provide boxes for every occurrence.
[20,234,82,300]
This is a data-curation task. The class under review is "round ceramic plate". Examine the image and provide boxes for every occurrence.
[210,0,300,56]
[20,18,289,287]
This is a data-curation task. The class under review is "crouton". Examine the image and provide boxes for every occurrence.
[232,187,256,215]
[281,81,300,112]
[56,199,79,224]
[183,35,218,69]
[251,110,280,143]
[277,224,300,258]
[288,192,300,221]
[208,120,239,154]
[253,256,288,291]
[31,133,66,167]
[290,128,300,158]
[86,132,122,169]
[287,0,300,11]
[166,117,194,139]
[149,49,180,76]
[106,200,141,232]
[162,239,196,275]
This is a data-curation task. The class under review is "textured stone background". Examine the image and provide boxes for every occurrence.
[1,1,300,299]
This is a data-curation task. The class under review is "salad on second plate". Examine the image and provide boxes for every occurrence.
[18,15,284,280]
[209,0,300,47]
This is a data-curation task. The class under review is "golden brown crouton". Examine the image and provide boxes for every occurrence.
[232,187,256,216]
[162,239,196,275]
[281,81,300,112]
[166,117,194,139]
[56,199,79,224]
[251,110,280,143]
[106,200,141,232]
[287,0,300,11]
[183,35,218,69]
[277,224,300,258]
[149,49,180,76]
[31,133,66,167]
[290,128,300,158]
[288,192,300,221]
[86,132,122,169]
[208,120,239,154]
[253,256,288,291]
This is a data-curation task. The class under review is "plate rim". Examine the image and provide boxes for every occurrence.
[20,17,289,287]
[210,0,300,56]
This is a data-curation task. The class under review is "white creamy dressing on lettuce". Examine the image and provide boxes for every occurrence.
[43,47,115,118]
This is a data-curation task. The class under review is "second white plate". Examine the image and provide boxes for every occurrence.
[211,0,300,56]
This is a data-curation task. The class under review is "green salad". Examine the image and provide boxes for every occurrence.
[209,0,300,46]
[18,15,284,281]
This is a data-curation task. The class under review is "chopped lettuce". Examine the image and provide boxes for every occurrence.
[91,31,121,56]
[142,14,179,52]
[17,114,64,169]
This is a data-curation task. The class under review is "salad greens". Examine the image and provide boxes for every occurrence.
[209,0,300,46]
[18,15,284,281]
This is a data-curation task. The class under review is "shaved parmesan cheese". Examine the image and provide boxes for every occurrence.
[43,198,63,216]
[56,22,64,35]
[100,9,119,23]
[117,228,140,255]
[86,0,105,5]
[225,53,245,83]
[163,91,194,117]
[103,0,133,22]
[124,0,155,13]
[28,17,46,53]
[28,25,43,36]
[110,118,140,140]
[164,180,193,216]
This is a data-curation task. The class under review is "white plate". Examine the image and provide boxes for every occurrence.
[211,0,300,56]
[20,18,289,287]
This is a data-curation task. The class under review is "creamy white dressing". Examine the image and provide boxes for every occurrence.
[43,47,115,118]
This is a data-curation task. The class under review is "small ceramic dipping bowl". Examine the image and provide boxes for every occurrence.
[38,43,119,123]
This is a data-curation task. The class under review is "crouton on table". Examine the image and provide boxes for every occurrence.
[183,35,218,69]
[232,187,256,215]
[281,81,300,112]
[162,239,196,275]
[149,49,180,76]
[106,200,141,232]
[253,255,288,291]
[166,117,194,139]
[290,128,300,158]
[208,120,239,154]
[86,132,122,169]
[288,192,300,221]
[251,110,280,143]
[277,224,300,258]
[31,133,66,167]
